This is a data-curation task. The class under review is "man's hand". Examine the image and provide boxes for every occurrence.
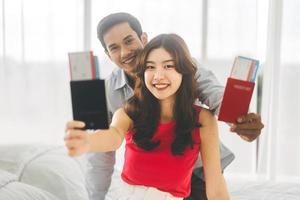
[64,121,90,156]
[230,113,264,142]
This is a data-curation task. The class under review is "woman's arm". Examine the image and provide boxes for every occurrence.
[199,108,230,200]
[65,108,133,156]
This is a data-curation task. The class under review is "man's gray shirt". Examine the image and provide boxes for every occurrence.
[86,65,235,200]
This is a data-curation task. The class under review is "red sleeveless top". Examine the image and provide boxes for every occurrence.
[121,113,201,197]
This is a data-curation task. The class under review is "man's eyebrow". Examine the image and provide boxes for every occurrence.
[123,35,134,41]
[108,43,117,50]
[107,35,134,50]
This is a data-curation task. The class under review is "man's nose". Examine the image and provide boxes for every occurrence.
[121,46,131,58]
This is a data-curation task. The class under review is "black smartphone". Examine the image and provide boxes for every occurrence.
[70,79,109,130]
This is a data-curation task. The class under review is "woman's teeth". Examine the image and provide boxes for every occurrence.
[154,84,169,89]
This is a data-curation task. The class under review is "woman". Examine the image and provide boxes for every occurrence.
[65,34,229,200]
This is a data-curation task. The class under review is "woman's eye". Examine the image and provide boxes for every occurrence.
[165,65,175,69]
[146,65,155,69]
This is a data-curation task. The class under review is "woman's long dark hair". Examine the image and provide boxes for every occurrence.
[125,34,200,155]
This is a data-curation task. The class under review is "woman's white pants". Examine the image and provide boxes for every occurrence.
[105,180,183,200]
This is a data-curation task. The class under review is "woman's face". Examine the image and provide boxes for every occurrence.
[144,47,182,102]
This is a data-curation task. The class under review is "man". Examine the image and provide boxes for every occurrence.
[85,12,264,200]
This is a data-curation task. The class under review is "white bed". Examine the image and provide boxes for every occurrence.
[1,144,299,200]
[227,179,300,200]
[0,144,89,200]
[105,170,300,200]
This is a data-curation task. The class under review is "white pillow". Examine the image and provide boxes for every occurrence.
[0,144,89,200]
[21,146,89,200]
[0,169,59,200]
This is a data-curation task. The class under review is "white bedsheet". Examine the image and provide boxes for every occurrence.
[228,179,300,200]
[1,144,299,200]
[106,170,300,200]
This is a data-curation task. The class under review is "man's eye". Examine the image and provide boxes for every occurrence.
[125,39,133,44]
[109,46,118,51]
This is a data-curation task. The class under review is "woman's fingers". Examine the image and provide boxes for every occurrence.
[65,121,85,132]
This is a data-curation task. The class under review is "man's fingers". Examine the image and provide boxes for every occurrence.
[237,113,261,123]
[239,134,258,142]
[233,122,264,131]
[236,129,261,136]
[231,113,264,132]
[230,113,264,142]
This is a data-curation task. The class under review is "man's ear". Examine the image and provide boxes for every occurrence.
[140,32,148,46]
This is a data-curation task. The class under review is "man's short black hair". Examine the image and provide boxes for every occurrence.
[97,12,143,52]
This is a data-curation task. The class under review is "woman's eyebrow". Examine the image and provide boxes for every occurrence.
[146,59,174,64]
[146,61,155,64]
[162,59,175,63]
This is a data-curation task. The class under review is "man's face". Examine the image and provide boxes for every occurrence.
[103,22,147,76]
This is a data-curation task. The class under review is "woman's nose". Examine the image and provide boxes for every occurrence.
[153,69,165,81]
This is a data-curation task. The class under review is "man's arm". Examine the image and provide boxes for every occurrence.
[194,63,224,115]
[194,62,264,141]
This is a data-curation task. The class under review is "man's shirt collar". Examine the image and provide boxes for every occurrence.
[114,69,129,90]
